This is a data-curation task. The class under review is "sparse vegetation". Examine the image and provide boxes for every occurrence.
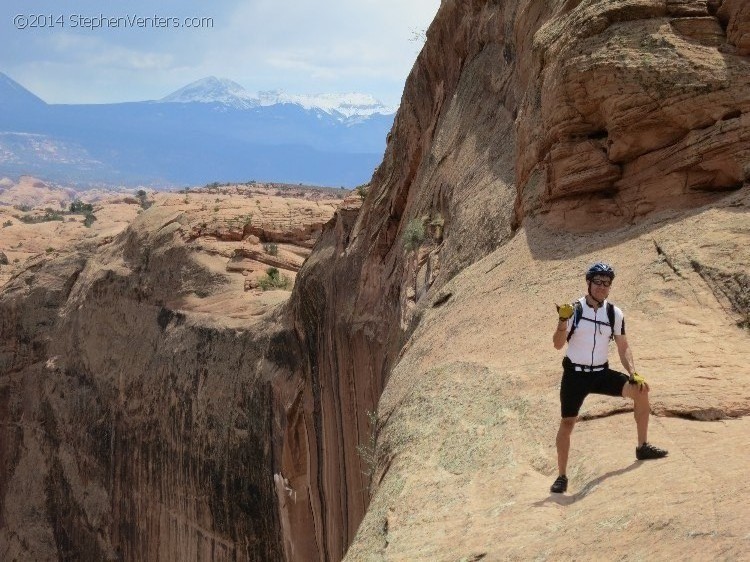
[356,410,379,489]
[136,189,152,210]
[355,184,369,200]
[409,27,427,45]
[2,220,12,228]
[258,267,289,291]
[20,209,64,223]
[46,247,54,253]
[83,213,97,228]
[263,242,278,256]
[403,218,426,252]
[69,200,94,214]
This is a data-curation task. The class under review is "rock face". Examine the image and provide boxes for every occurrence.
[274,0,750,560]
[1,1,749,561]
[0,191,339,560]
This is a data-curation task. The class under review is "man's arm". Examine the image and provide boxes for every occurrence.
[553,319,568,349]
[614,334,634,375]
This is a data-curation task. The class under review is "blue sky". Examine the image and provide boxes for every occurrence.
[2,0,441,106]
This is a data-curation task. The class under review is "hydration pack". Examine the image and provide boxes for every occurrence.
[566,300,616,342]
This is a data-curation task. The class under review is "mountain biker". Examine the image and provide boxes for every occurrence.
[550,262,668,494]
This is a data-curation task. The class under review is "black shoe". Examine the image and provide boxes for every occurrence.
[550,475,568,493]
[636,442,668,460]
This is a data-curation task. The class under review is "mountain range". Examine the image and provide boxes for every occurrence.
[0,74,396,188]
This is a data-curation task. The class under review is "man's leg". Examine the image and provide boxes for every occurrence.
[622,382,649,446]
[550,416,576,493]
[556,416,577,475]
[621,379,668,459]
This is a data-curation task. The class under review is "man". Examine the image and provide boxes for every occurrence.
[550,262,667,494]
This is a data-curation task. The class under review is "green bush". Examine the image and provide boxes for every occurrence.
[69,200,94,214]
[403,218,425,252]
[263,242,278,256]
[258,267,289,291]
[136,189,152,210]
[355,184,369,200]
[2,220,12,228]
[83,213,97,228]
[20,210,64,223]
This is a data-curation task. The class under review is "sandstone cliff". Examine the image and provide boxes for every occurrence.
[1,0,749,561]
[279,0,750,560]
[0,189,339,560]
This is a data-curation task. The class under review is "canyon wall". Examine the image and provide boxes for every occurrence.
[277,0,750,559]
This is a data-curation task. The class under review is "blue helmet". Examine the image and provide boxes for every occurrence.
[586,262,615,281]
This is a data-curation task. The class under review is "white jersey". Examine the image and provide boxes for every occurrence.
[565,297,625,367]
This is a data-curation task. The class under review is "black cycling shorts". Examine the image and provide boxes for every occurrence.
[560,363,629,418]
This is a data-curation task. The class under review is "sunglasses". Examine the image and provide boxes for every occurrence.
[590,278,612,287]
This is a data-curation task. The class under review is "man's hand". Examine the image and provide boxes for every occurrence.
[556,303,574,321]
[628,372,649,392]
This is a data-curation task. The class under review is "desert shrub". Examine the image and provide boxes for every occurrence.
[403,218,425,252]
[2,220,12,228]
[83,213,97,228]
[69,200,94,214]
[136,189,152,210]
[20,209,64,223]
[258,267,289,291]
[355,184,368,200]
[263,243,278,256]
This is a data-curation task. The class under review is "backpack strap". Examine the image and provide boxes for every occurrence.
[567,300,617,342]
[566,300,584,342]
[606,302,616,341]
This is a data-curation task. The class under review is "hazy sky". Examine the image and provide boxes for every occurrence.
[2,0,441,106]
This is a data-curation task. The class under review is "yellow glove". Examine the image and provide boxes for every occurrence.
[556,303,574,321]
[628,372,647,389]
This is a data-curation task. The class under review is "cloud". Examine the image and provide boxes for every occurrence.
[45,33,174,70]
[0,0,441,105]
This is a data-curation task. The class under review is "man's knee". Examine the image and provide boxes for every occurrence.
[559,417,577,432]
[622,382,649,401]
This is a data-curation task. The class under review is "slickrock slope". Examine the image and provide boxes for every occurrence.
[0,187,340,560]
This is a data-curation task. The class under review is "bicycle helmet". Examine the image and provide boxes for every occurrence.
[585,262,615,281]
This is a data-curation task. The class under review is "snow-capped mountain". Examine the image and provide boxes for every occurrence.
[255,90,397,118]
[159,77,396,118]
[159,76,259,110]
